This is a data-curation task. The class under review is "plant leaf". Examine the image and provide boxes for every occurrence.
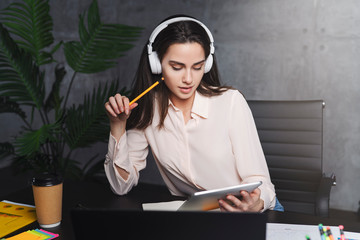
[64,0,142,73]
[0,0,55,65]
[44,64,66,116]
[14,122,61,157]
[0,96,26,119]
[0,23,45,108]
[11,152,52,174]
[63,79,125,149]
[0,142,15,159]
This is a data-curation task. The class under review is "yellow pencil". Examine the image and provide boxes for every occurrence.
[129,77,164,106]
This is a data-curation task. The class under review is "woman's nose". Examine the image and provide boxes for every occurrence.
[182,70,193,84]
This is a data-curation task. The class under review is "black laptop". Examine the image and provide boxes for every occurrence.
[71,208,267,240]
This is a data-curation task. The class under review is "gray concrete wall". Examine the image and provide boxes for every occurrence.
[1,0,359,212]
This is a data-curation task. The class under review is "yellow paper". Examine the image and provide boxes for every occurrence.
[0,201,37,238]
[5,231,42,240]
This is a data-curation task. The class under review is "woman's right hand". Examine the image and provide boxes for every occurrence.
[105,93,138,123]
[105,93,137,179]
[105,93,138,140]
[105,94,138,140]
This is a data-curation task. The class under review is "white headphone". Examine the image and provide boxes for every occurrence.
[147,17,215,74]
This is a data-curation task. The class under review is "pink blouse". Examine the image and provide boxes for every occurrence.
[104,89,276,210]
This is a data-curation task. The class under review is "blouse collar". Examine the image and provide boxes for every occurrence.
[168,91,209,119]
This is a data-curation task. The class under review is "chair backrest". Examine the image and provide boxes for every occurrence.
[247,100,325,215]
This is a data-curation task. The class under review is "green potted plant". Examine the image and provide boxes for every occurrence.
[0,0,142,180]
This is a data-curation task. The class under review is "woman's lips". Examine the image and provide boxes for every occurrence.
[179,86,193,94]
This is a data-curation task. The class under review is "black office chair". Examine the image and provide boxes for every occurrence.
[247,100,336,217]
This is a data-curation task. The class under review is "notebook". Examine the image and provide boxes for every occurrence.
[70,208,267,240]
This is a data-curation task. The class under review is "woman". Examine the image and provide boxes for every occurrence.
[104,15,281,212]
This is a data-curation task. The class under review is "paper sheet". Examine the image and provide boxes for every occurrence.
[266,223,360,240]
[142,200,185,211]
[0,200,37,238]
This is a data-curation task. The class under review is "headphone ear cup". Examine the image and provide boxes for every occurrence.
[204,54,213,73]
[148,51,162,74]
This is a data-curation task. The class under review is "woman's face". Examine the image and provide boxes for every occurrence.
[161,42,206,107]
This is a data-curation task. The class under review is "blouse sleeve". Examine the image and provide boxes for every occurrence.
[228,91,276,211]
[104,129,148,195]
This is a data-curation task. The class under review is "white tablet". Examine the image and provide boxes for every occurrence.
[177,181,262,211]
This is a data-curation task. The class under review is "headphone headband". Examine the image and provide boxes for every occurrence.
[147,16,215,74]
[147,17,215,54]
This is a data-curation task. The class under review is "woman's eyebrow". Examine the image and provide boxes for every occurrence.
[193,59,206,65]
[169,59,206,66]
[169,60,185,66]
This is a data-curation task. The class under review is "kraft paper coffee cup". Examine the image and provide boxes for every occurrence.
[32,173,63,228]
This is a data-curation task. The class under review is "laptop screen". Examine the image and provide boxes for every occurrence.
[71,208,267,240]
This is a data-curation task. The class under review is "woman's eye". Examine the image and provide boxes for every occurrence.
[193,65,202,71]
[172,66,182,71]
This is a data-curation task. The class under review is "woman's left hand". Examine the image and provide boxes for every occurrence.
[218,188,264,212]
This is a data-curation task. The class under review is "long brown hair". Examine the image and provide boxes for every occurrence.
[126,17,232,130]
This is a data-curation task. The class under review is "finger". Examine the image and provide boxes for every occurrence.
[250,188,261,197]
[129,102,138,111]
[240,190,263,212]
[247,188,261,204]
[219,204,226,212]
[218,199,237,212]
[114,94,124,113]
[108,97,121,116]
[227,193,257,212]
[122,96,130,115]
[226,194,243,207]
[105,102,117,117]
[240,191,253,203]
[108,96,121,114]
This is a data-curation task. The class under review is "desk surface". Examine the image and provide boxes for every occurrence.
[2,180,360,239]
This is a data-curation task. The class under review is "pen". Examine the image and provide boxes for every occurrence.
[326,226,335,240]
[319,224,327,240]
[339,225,345,240]
[129,77,164,106]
